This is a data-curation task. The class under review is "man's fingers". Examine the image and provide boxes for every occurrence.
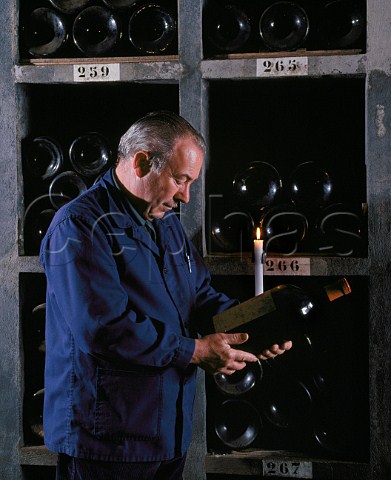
[224,332,249,345]
[280,340,293,351]
[258,341,293,360]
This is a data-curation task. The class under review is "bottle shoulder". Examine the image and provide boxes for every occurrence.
[271,284,316,318]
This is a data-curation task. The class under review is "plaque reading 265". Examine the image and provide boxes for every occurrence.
[256,57,308,77]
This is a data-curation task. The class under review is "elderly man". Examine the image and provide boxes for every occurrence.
[40,111,292,480]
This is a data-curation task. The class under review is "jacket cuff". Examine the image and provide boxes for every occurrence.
[172,336,195,369]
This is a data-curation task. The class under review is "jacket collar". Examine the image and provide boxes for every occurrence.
[99,169,175,253]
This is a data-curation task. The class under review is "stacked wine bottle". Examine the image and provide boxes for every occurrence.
[210,160,367,256]
[21,274,47,446]
[203,0,366,56]
[19,0,178,58]
[206,276,369,461]
[22,132,112,254]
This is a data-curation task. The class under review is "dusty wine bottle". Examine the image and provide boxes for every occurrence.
[232,161,283,210]
[27,388,45,444]
[259,1,309,51]
[49,171,87,210]
[259,203,308,255]
[102,0,138,8]
[315,202,364,256]
[72,6,121,56]
[211,210,253,253]
[48,0,91,14]
[22,7,68,58]
[69,132,111,178]
[128,3,177,54]
[213,277,352,355]
[262,373,313,430]
[205,3,251,53]
[320,0,365,49]
[214,399,261,449]
[32,303,47,355]
[214,360,263,396]
[25,136,63,181]
[288,161,334,208]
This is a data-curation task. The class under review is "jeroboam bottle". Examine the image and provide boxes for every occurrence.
[72,6,121,56]
[22,7,67,58]
[213,277,352,355]
[128,3,177,54]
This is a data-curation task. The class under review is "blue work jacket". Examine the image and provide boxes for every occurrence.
[40,169,236,462]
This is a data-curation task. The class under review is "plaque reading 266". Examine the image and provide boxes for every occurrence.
[264,257,311,276]
[256,57,308,77]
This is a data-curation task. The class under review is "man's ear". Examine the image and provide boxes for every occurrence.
[133,151,151,178]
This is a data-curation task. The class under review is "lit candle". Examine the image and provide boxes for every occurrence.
[254,227,264,295]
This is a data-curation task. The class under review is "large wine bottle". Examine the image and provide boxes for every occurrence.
[288,161,334,208]
[72,6,121,56]
[259,1,309,51]
[27,388,45,444]
[69,132,111,178]
[102,0,138,8]
[22,7,68,58]
[48,0,91,14]
[204,3,252,53]
[232,161,282,211]
[24,136,63,181]
[128,3,177,54]
[213,278,352,355]
[319,0,365,49]
[315,202,365,256]
[24,203,56,255]
[211,210,253,253]
[214,399,261,449]
[259,203,308,255]
[49,171,87,210]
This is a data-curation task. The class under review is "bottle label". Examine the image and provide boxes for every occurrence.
[256,57,308,77]
[262,459,313,478]
[73,63,120,82]
[213,290,277,333]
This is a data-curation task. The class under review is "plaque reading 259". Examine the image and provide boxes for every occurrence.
[256,57,308,77]
[73,63,120,82]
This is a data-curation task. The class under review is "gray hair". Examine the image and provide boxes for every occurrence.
[117,111,206,173]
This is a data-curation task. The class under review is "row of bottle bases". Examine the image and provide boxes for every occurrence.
[20,0,365,58]
[210,160,366,256]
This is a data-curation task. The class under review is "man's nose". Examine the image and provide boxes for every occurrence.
[176,183,191,204]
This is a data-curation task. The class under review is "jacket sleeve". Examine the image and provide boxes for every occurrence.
[188,238,239,335]
[40,213,195,369]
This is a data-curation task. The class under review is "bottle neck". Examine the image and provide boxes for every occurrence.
[323,277,352,302]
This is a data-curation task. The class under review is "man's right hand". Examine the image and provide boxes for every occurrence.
[191,332,258,375]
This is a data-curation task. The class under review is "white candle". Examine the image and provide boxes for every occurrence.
[254,227,264,295]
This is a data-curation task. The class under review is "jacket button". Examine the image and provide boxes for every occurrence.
[163,267,168,274]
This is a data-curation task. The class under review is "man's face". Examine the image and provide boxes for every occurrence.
[140,136,204,219]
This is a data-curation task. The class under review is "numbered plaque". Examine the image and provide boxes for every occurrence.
[263,460,313,478]
[256,57,308,77]
[73,63,120,82]
[264,257,311,276]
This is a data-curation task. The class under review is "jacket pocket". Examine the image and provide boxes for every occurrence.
[94,367,163,441]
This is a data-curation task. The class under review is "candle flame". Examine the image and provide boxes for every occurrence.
[256,227,261,240]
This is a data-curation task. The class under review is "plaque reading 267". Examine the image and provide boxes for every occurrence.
[262,460,313,478]
[256,57,308,77]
